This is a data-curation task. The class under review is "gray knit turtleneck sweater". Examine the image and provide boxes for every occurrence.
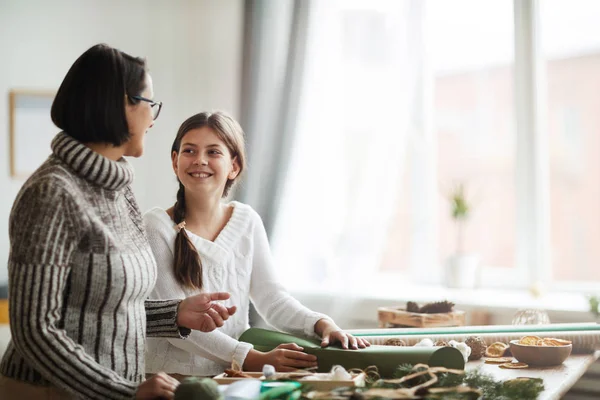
[0,132,189,399]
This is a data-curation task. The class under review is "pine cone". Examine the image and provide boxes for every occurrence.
[384,338,407,346]
[465,336,487,360]
[406,301,420,313]
[418,300,455,314]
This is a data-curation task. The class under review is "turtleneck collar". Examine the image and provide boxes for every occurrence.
[51,132,134,191]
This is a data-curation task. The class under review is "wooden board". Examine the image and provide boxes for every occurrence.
[212,371,263,384]
[378,306,465,328]
[212,371,365,391]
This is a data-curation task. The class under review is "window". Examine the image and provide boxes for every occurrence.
[429,0,516,272]
[541,0,600,284]
[271,0,600,292]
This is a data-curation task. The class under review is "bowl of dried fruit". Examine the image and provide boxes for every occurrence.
[509,336,572,366]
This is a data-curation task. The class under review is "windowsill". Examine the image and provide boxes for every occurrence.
[286,275,597,327]
[292,284,591,312]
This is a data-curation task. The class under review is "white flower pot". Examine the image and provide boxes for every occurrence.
[445,254,479,289]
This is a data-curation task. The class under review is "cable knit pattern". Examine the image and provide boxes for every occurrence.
[0,132,187,400]
[144,203,331,376]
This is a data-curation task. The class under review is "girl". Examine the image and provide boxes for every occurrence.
[144,111,369,377]
[0,45,235,400]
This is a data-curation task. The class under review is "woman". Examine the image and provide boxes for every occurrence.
[144,112,369,378]
[0,44,235,400]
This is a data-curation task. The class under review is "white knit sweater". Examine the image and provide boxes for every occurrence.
[143,202,330,376]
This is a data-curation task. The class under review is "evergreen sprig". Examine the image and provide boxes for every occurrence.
[384,364,544,400]
[297,364,543,400]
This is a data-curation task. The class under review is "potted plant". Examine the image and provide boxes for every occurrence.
[445,183,479,288]
[588,295,599,321]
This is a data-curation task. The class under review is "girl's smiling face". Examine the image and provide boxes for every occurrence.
[172,126,240,196]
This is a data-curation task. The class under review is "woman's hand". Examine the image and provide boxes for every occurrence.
[135,372,179,399]
[243,344,318,372]
[177,292,237,332]
[315,318,370,350]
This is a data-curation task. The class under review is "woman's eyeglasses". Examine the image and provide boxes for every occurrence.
[130,95,163,120]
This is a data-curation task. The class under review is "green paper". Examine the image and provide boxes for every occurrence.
[238,328,465,378]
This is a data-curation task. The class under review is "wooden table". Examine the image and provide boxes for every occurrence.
[466,352,600,400]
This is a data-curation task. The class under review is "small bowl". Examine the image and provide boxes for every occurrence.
[508,340,572,366]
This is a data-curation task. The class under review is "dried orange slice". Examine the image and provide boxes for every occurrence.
[484,357,513,364]
[499,362,529,369]
[544,338,572,346]
[485,342,509,357]
[519,336,542,345]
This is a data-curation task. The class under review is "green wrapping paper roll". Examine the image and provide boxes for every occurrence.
[238,328,465,378]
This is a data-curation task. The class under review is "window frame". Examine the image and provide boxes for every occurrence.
[514,0,599,293]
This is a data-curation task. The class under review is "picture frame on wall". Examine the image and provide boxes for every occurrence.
[9,89,56,179]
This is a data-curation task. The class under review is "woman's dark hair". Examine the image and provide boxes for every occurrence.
[171,111,246,289]
[51,43,147,146]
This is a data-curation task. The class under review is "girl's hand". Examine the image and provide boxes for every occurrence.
[177,292,237,332]
[243,344,318,372]
[135,372,179,399]
[315,319,370,350]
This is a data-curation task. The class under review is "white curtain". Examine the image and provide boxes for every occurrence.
[238,0,312,234]
[271,0,431,311]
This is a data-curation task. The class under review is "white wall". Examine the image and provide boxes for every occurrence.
[0,0,245,283]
